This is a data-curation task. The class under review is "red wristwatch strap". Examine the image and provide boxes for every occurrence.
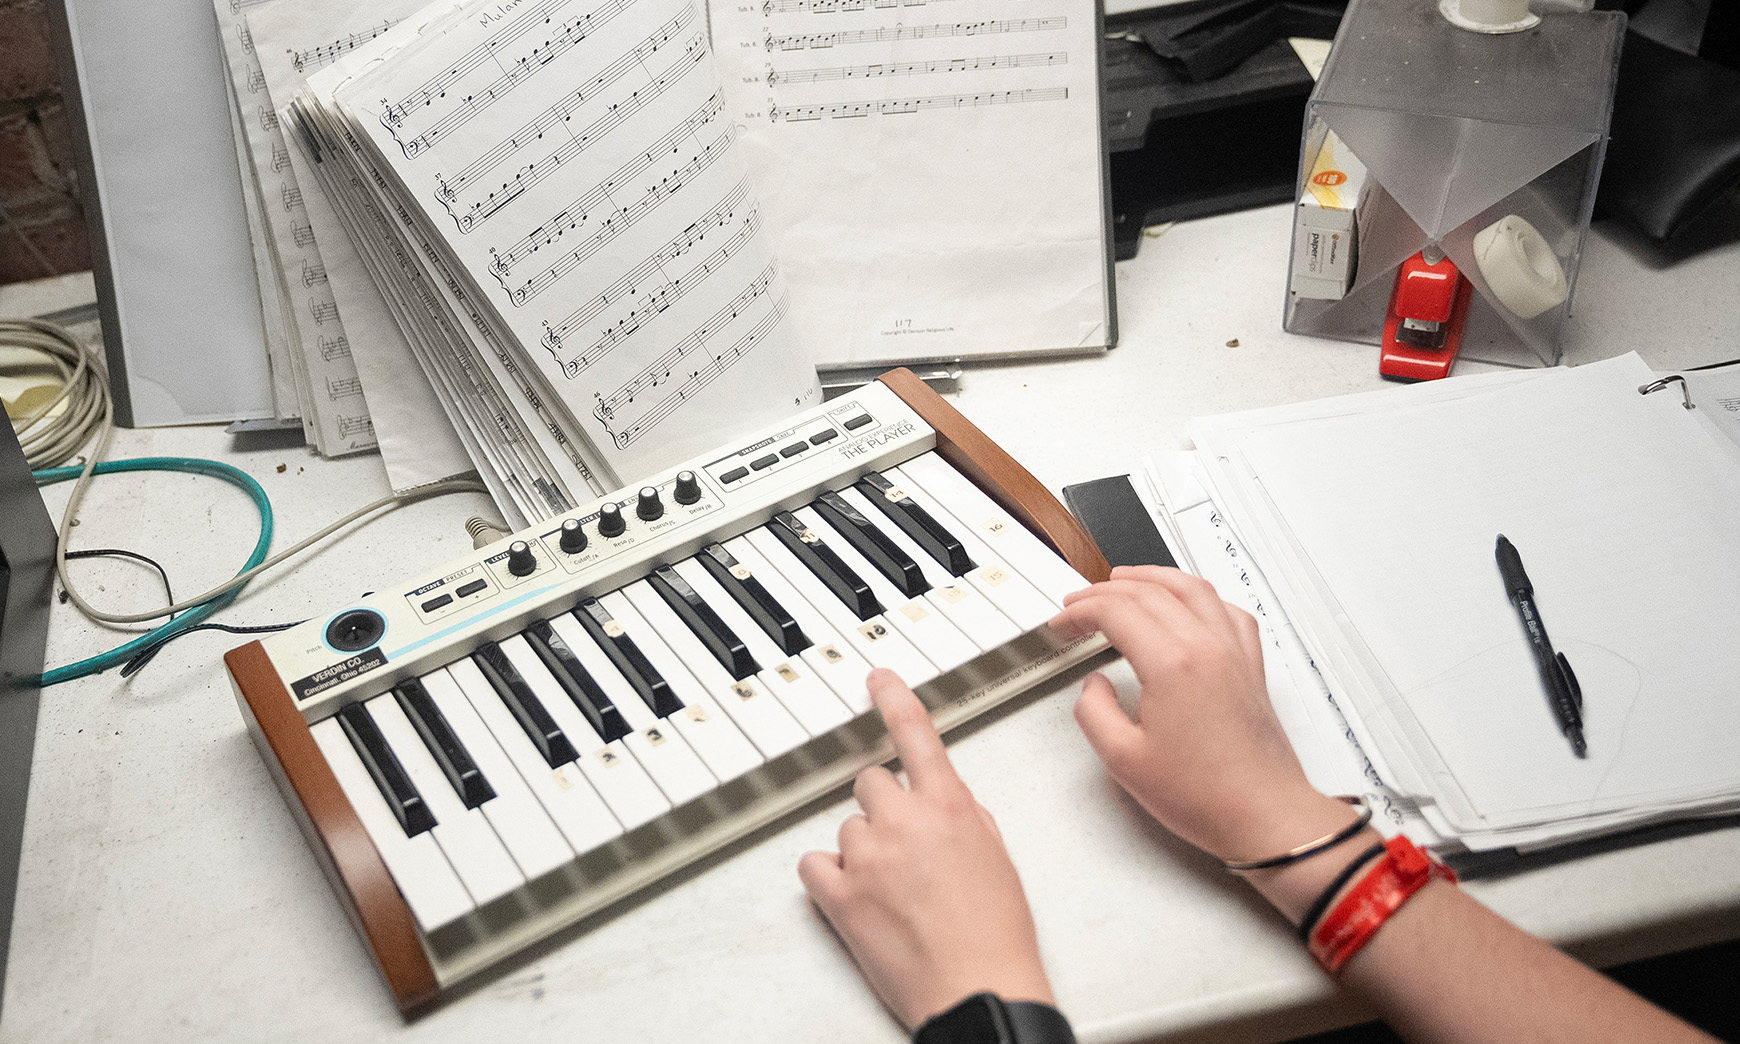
[1308,835,1456,974]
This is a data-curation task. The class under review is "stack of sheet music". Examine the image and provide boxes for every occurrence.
[208,0,1110,509]
[1144,354,1740,865]
[282,0,829,525]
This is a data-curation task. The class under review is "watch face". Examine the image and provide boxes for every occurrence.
[916,994,1007,1044]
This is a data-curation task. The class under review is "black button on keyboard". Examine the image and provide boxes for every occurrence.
[337,702,438,837]
[649,565,759,680]
[769,510,882,621]
[573,598,684,718]
[393,678,495,809]
[857,471,975,576]
[813,490,931,598]
[699,543,810,655]
[474,641,580,768]
[525,620,632,743]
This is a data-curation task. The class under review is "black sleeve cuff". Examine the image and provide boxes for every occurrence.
[912,993,1075,1044]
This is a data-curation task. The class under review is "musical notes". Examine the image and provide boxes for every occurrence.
[336,415,375,439]
[310,300,341,325]
[543,198,759,377]
[381,0,647,156]
[494,130,736,304]
[430,9,698,204]
[763,0,971,13]
[770,86,1066,121]
[597,287,788,448]
[769,51,1065,85]
[317,336,352,362]
[764,16,1063,50]
[487,100,728,269]
[290,21,398,74]
[281,184,303,210]
[302,261,329,287]
[439,43,712,232]
[292,223,317,248]
[327,376,365,400]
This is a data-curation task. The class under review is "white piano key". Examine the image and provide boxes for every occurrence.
[596,591,765,784]
[365,695,525,906]
[837,486,1023,650]
[446,657,625,855]
[623,580,809,758]
[545,613,719,808]
[417,668,574,881]
[671,558,855,733]
[882,463,1063,630]
[310,718,474,932]
[793,505,981,673]
[722,536,877,714]
[495,634,673,829]
[894,454,1092,607]
[742,526,939,687]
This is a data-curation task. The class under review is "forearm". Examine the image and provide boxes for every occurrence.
[1340,880,1714,1044]
[1245,825,1715,1044]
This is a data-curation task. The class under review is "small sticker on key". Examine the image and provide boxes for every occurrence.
[775,663,799,682]
[883,486,908,502]
[799,528,819,543]
[553,766,576,790]
[858,621,889,642]
[732,682,757,701]
[644,728,665,746]
[821,645,844,663]
[901,603,930,622]
[603,620,626,638]
[598,747,620,765]
[939,585,968,603]
[980,566,1010,586]
[731,564,753,580]
[686,705,710,722]
[982,518,1010,537]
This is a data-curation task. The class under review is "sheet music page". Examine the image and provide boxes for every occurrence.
[332,0,821,486]
[250,0,475,491]
[303,33,604,523]
[1233,354,1740,825]
[708,0,1110,367]
[211,0,381,456]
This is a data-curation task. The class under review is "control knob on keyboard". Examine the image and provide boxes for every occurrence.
[506,540,537,577]
[559,518,587,554]
[597,502,625,538]
[673,470,701,505]
[637,486,664,521]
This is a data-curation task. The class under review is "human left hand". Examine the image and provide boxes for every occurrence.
[797,669,1055,1029]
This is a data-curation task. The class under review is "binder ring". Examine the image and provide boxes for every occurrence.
[1639,375,1695,410]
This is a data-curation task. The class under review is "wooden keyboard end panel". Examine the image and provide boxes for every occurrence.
[876,368,1110,584]
[225,641,440,1016]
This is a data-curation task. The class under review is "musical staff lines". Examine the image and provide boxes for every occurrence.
[598,283,787,448]
[771,86,1065,121]
[290,21,398,74]
[317,335,352,362]
[769,51,1064,85]
[441,43,713,233]
[327,376,364,400]
[433,9,697,206]
[492,125,737,304]
[336,415,375,439]
[382,0,643,156]
[763,0,976,13]
[543,196,759,376]
[764,15,1063,50]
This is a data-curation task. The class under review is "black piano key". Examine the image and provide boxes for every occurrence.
[813,490,931,598]
[769,510,883,621]
[698,543,810,655]
[336,701,438,837]
[573,597,684,718]
[393,678,495,809]
[525,619,632,743]
[473,641,580,768]
[857,471,975,576]
[649,565,760,680]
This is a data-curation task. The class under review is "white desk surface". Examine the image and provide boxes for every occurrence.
[6,203,1740,1044]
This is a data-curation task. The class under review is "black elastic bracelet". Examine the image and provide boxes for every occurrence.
[1296,841,1387,944]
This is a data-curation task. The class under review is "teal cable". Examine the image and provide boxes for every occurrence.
[33,457,273,686]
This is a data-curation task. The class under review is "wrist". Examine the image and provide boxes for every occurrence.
[1242,823,1387,925]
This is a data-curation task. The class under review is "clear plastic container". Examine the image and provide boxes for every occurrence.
[1282,0,1624,368]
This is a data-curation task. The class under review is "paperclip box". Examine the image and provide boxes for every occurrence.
[1290,130,1367,301]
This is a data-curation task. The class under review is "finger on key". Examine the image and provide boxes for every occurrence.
[852,764,905,819]
[867,668,960,794]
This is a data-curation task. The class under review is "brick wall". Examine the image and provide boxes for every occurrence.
[0,0,92,286]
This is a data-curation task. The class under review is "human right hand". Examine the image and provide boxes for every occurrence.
[1049,566,1358,872]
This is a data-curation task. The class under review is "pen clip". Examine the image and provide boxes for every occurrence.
[1555,651,1582,711]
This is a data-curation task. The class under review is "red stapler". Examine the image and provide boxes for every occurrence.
[1379,247,1473,382]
